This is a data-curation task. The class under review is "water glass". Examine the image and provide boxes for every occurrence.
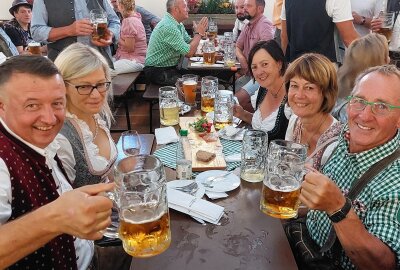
[201,76,218,113]
[240,130,268,183]
[214,90,234,130]
[260,140,307,219]
[159,86,179,126]
[114,155,171,257]
[90,9,107,41]
[121,130,141,156]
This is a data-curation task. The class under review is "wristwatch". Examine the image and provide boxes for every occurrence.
[194,32,205,37]
[328,197,352,223]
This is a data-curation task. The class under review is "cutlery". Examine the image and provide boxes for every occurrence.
[203,172,232,187]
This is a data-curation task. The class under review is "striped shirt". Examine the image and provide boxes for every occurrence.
[306,127,400,269]
[145,13,191,67]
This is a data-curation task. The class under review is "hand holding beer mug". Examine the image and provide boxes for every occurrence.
[203,41,216,65]
[114,155,171,257]
[182,74,198,108]
[214,90,234,130]
[159,86,179,126]
[201,76,218,113]
[90,9,108,41]
[260,140,307,219]
[376,11,395,42]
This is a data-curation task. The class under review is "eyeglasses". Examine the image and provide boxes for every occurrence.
[347,95,400,116]
[65,81,111,95]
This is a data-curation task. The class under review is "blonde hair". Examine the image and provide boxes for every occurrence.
[284,53,338,113]
[338,33,389,99]
[54,43,113,126]
[118,0,135,16]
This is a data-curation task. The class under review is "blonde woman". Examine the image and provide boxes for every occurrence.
[113,0,147,74]
[54,43,117,187]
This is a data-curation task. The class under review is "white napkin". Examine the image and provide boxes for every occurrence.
[167,188,224,224]
[205,190,229,199]
[225,153,241,163]
[155,127,179,145]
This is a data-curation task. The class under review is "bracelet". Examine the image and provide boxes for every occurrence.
[360,16,366,25]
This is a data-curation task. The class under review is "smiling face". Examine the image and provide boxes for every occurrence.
[65,67,108,120]
[287,76,324,118]
[347,72,400,153]
[0,73,66,148]
[14,5,32,26]
[250,48,282,89]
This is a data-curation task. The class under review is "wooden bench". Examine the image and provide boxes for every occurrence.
[111,71,141,132]
[143,83,162,133]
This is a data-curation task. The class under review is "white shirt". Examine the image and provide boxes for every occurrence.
[251,102,292,133]
[232,18,248,41]
[0,119,93,270]
[351,0,380,36]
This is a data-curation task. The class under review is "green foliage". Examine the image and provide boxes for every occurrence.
[197,0,234,14]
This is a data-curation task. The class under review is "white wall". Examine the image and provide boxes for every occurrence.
[1,0,273,21]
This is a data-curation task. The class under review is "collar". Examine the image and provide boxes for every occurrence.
[248,14,264,26]
[165,12,181,26]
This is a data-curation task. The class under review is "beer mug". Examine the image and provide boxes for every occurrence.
[201,76,218,113]
[28,42,41,55]
[159,86,179,126]
[90,9,108,41]
[182,74,198,107]
[223,42,236,67]
[214,90,234,130]
[260,140,307,219]
[240,130,268,183]
[203,41,216,65]
[207,19,218,40]
[377,11,395,42]
[114,155,171,257]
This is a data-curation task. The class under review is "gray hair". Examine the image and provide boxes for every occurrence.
[54,43,114,126]
[352,64,400,96]
[166,0,177,13]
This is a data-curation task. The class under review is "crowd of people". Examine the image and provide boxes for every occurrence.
[0,0,399,269]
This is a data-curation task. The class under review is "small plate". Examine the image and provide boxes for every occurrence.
[206,112,242,127]
[190,57,203,62]
[218,127,246,141]
[178,101,191,115]
[195,170,240,192]
[167,180,205,198]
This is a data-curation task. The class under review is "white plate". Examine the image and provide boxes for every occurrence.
[218,127,245,141]
[167,180,205,198]
[206,112,242,127]
[178,101,191,115]
[195,170,240,192]
[190,57,203,62]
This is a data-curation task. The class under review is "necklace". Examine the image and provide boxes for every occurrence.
[92,116,99,140]
[300,115,328,149]
[270,82,284,98]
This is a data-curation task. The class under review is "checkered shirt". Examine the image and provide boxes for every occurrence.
[145,13,191,67]
[306,127,400,269]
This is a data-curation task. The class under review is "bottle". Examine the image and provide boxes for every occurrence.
[176,129,192,180]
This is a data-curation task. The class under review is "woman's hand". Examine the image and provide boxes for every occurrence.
[233,104,244,119]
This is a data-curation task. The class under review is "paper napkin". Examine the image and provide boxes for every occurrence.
[155,126,179,145]
[224,153,241,163]
[167,188,224,224]
[205,191,229,200]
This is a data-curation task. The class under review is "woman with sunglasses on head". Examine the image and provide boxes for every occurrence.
[54,43,117,187]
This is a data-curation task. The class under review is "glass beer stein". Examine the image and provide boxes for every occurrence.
[159,86,179,126]
[201,76,218,113]
[182,74,198,107]
[114,155,171,257]
[90,9,108,41]
[203,41,216,65]
[260,140,307,219]
[214,90,234,130]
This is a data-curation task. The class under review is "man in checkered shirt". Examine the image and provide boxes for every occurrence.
[300,65,400,269]
[144,0,208,85]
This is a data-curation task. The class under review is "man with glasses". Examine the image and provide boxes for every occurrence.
[290,65,400,269]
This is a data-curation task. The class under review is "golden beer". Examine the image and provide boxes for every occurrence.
[182,80,197,106]
[92,22,107,40]
[119,210,171,258]
[160,105,179,126]
[377,27,393,42]
[260,178,301,219]
[214,119,232,130]
[201,96,214,112]
[203,51,216,65]
[28,42,41,55]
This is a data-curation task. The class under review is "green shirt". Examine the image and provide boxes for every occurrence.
[145,13,191,67]
[307,127,400,269]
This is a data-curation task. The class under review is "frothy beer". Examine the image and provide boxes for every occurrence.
[28,42,41,55]
[92,22,107,40]
[201,96,214,112]
[203,51,216,65]
[119,205,171,258]
[260,175,301,219]
[182,80,197,106]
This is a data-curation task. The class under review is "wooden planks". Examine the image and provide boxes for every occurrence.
[179,117,226,171]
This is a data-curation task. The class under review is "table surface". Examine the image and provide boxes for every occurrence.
[128,119,298,270]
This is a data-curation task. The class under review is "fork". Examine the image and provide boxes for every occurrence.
[203,172,232,187]
[173,182,199,195]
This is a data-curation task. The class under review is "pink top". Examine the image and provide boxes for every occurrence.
[236,15,275,60]
[115,12,147,64]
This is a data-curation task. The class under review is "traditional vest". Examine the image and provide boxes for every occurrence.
[0,123,78,270]
[285,0,336,62]
[59,118,116,188]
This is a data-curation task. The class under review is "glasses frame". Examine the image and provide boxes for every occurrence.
[347,95,400,116]
[65,81,111,95]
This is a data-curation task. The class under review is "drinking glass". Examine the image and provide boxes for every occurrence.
[260,140,307,219]
[159,86,179,126]
[121,130,141,156]
[214,90,234,130]
[114,155,171,257]
[377,11,395,42]
[27,42,41,55]
[182,74,198,107]
[201,76,218,113]
[90,9,108,41]
[203,41,216,65]
[240,130,268,183]
[207,19,218,40]
[223,42,236,67]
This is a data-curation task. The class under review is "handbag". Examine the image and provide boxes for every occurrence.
[285,148,400,270]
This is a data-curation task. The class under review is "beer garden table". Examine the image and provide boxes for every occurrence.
[129,110,298,270]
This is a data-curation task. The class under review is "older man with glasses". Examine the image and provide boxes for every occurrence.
[286,64,400,269]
